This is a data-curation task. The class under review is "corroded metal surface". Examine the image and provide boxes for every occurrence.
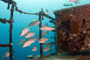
[54,4,90,51]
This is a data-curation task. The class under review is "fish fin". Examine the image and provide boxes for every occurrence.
[75,1,79,4]
[52,30,56,32]
[51,26,57,32]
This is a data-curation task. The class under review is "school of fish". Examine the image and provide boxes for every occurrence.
[2,0,81,58]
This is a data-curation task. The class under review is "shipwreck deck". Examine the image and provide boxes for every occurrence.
[27,50,90,60]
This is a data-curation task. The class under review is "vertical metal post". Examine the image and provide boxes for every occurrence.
[39,11,43,57]
[9,5,14,60]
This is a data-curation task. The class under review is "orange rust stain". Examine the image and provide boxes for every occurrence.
[61,13,72,22]
[71,22,79,34]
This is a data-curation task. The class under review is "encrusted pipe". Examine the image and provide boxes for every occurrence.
[9,5,14,60]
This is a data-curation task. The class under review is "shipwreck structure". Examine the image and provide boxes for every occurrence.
[55,4,90,52]
[1,0,90,60]
[27,4,90,60]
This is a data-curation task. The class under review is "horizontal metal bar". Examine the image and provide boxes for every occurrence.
[42,42,55,45]
[0,18,14,24]
[0,44,10,47]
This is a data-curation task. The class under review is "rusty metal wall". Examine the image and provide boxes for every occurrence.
[54,4,90,51]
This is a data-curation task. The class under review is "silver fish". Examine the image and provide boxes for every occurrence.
[22,36,37,48]
[43,45,51,51]
[39,37,48,43]
[27,55,40,59]
[43,47,54,52]
[29,20,40,27]
[2,51,10,58]
[18,39,27,45]
[20,26,30,36]
[32,46,37,51]
[63,3,73,6]
[25,32,35,38]
[40,24,54,31]
[75,1,79,4]
[44,10,52,15]
[70,0,78,2]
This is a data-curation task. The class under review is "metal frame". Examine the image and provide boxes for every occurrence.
[0,0,56,60]
[0,5,14,60]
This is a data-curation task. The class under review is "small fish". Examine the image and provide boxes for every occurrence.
[18,39,27,45]
[20,27,30,36]
[75,1,79,4]
[2,51,10,58]
[22,36,37,48]
[39,37,48,43]
[63,3,73,6]
[42,31,48,37]
[25,32,35,38]
[40,24,55,31]
[32,46,37,51]
[44,10,52,15]
[43,45,50,51]
[70,0,78,2]
[26,55,34,58]
[29,20,40,27]
[27,55,40,58]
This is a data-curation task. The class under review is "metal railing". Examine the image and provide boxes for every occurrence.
[0,0,56,60]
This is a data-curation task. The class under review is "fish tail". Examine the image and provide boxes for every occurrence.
[51,26,56,32]
[52,30,56,32]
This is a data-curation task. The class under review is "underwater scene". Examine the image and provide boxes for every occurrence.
[0,0,90,60]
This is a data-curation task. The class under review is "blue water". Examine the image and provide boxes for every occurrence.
[0,0,90,60]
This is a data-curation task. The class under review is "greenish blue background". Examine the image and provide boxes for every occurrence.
[0,0,90,60]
